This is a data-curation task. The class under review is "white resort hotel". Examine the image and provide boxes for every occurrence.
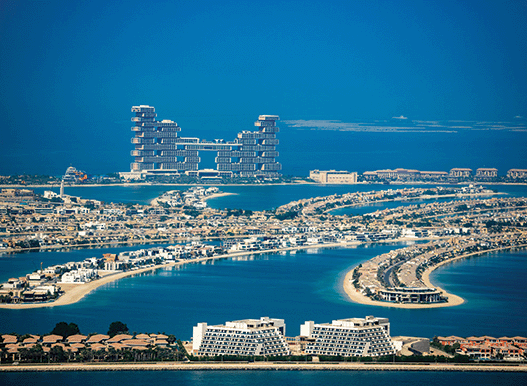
[192,315,397,358]
[300,316,397,357]
[192,317,290,357]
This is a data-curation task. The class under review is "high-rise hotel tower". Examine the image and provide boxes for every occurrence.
[130,105,281,178]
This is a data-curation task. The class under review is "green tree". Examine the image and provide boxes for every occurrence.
[108,321,129,337]
[51,321,80,338]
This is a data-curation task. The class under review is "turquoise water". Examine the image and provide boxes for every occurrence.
[1,370,527,386]
[1,244,526,340]
[35,183,527,210]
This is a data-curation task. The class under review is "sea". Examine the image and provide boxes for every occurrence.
[2,121,527,383]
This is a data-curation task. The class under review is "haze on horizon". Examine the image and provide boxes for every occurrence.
[0,0,526,175]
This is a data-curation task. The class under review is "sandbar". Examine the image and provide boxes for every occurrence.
[343,243,527,309]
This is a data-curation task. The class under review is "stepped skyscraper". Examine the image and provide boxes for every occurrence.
[129,105,281,178]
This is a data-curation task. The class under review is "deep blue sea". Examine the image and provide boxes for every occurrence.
[1,370,527,386]
[2,184,527,383]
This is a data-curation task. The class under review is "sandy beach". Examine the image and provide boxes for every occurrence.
[1,361,527,372]
[0,241,360,310]
[343,243,527,309]
[3,236,525,310]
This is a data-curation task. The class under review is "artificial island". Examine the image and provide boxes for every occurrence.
[1,184,526,310]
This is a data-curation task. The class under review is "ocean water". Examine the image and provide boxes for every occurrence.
[5,121,527,176]
[1,243,526,339]
[1,370,527,386]
[1,183,527,386]
[35,183,527,210]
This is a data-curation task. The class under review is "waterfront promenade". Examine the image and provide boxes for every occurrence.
[1,362,526,372]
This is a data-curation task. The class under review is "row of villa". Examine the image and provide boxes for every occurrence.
[436,336,527,360]
[1,332,172,359]
[309,168,527,184]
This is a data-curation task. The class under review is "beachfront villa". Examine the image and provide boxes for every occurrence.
[192,317,290,357]
[301,316,397,357]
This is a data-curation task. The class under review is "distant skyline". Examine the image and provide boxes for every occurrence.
[0,0,526,175]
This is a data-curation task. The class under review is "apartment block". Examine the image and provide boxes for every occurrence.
[192,317,290,357]
[301,316,396,357]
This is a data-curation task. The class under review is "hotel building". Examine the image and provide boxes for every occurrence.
[475,168,498,178]
[378,287,443,303]
[449,168,473,178]
[507,169,527,179]
[301,316,397,357]
[129,106,281,178]
[309,170,357,184]
[192,317,290,357]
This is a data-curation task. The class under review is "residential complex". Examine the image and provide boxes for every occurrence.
[300,316,397,357]
[309,170,357,184]
[192,317,289,357]
[128,105,281,179]
[436,335,527,360]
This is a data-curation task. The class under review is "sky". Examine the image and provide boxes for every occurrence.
[0,0,526,175]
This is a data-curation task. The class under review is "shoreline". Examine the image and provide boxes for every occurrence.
[327,191,502,214]
[3,237,526,310]
[0,241,362,310]
[343,243,527,309]
[2,181,527,189]
[1,362,527,372]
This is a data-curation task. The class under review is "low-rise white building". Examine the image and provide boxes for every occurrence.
[192,317,290,357]
[310,170,357,184]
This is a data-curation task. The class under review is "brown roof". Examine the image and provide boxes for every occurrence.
[67,334,87,343]
[1,334,17,343]
[121,339,149,347]
[108,334,133,343]
[43,334,63,343]
[51,343,66,349]
[135,334,151,340]
[23,337,38,344]
[70,343,85,349]
[86,334,110,343]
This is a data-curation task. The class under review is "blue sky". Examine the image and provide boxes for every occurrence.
[0,0,526,175]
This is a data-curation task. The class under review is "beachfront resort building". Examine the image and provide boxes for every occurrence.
[449,168,473,178]
[309,170,357,184]
[127,105,281,179]
[192,317,290,357]
[476,168,498,178]
[301,316,397,357]
[378,287,443,303]
[507,169,527,179]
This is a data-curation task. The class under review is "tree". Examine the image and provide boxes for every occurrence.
[108,321,129,337]
[51,322,80,338]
